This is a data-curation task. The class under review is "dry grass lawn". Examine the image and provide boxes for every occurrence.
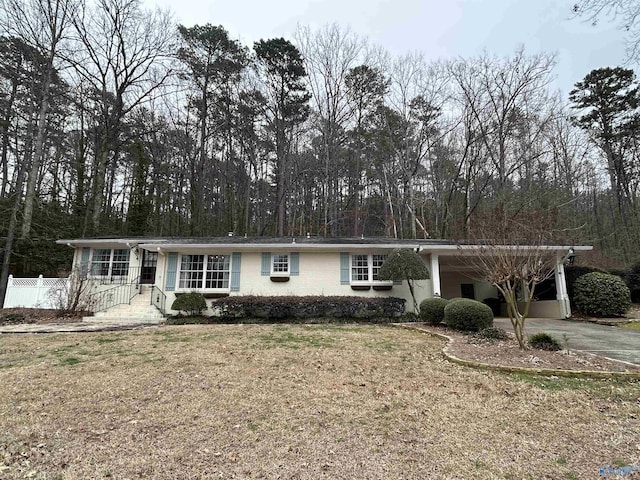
[1,324,639,479]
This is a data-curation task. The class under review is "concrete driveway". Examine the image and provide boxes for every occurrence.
[493,318,640,365]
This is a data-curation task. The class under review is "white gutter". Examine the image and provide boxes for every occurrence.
[137,242,423,251]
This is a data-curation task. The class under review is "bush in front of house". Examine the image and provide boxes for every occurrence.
[528,332,563,351]
[443,298,494,332]
[573,272,631,317]
[212,296,405,321]
[419,297,449,325]
[564,265,604,305]
[171,292,207,316]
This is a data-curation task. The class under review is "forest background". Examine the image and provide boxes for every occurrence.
[1,0,639,287]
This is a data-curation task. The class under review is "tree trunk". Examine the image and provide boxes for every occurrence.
[21,61,54,239]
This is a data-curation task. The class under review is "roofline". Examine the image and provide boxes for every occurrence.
[138,242,423,251]
[56,238,593,253]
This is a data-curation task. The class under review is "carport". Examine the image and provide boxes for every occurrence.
[419,245,592,319]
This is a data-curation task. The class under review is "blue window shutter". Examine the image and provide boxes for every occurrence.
[80,248,90,276]
[261,252,271,276]
[165,252,178,291]
[340,252,350,285]
[290,253,299,276]
[230,252,241,291]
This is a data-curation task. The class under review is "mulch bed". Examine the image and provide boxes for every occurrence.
[416,323,640,373]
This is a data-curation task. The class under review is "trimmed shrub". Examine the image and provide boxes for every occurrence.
[529,332,562,351]
[171,292,207,316]
[419,297,449,325]
[212,296,405,321]
[474,326,508,341]
[564,265,604,305]
[443,298,494,332]
[446,297,465,304]
[573,272,631,317]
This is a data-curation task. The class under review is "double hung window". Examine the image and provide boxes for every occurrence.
[90,249,130,280]
[179,254,230,290]
[271,254,289,275]
[351,253,389,283]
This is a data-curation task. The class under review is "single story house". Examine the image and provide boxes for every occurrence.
[56,236,591,319]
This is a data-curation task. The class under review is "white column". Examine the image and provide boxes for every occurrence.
[555,257,571,318]
[430,254,441,297]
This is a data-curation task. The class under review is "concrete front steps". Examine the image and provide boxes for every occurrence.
[83,286,165,324]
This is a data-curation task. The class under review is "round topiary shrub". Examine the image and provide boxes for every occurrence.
[419,297,449,324]
[443,298,494,332]
[171,292,207,316]
[564,265,603,305]
[528,332,562,351]
[573,272,631,317]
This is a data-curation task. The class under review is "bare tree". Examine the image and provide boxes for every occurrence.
[572,0,640,62]
[67,0,175,234]
[449,50,557,190]
[47,266,95,314]
[0,0,75,238]
[458,207,560,349]
[295,24,366,235]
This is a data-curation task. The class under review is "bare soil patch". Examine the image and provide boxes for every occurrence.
[417,324,640,373]
[1,325,639,479]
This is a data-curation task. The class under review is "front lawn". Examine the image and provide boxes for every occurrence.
[621,321,640,331]
[1,325,638,479]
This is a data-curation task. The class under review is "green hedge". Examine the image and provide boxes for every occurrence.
[443,298,493,332]
[211,296,406,321]
[573,272,631,317]
[171,292,207,316]
[564,265,604,305]
[419,297,449,324]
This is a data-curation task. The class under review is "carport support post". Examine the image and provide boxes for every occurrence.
[430,254,441,297]
[555,256,571,318]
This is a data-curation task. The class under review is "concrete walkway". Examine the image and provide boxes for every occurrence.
[494,317,640,365]
[0,318,163,334]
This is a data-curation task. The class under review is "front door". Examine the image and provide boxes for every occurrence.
[140,250,158,284]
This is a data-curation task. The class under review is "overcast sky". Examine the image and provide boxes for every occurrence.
[148,0,629,100]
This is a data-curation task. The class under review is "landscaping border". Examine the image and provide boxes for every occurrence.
[396,323,640,381]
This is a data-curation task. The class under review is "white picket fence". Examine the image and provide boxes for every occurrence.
[3,275,68,309]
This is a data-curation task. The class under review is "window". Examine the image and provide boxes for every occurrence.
[179,254,230,290]
[272,254,289,274]
[351,254,369,281]
[372,254,387,281]
[351,253,389,283]
[206,255,230,289]
[90,249,130,279]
